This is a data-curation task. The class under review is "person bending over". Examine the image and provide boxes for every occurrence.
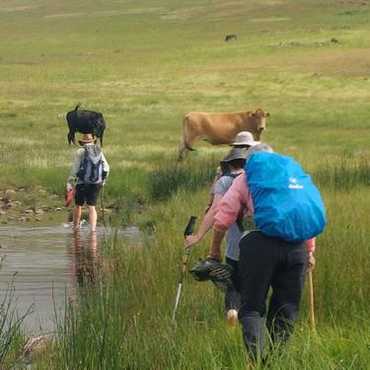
[185,147,251,325]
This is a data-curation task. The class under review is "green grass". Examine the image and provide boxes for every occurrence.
[0,283,28,369]
[0,0,370,368]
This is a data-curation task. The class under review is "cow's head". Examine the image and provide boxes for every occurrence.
[250,109,269,139]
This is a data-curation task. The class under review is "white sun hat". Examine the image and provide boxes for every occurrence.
[232,131,260,147]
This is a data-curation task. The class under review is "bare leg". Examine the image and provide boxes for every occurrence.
[88,206,97,232]
[73,206,82,230]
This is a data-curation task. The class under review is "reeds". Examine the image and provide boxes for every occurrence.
[314,155,370,190]
[43,210,370,369]
[0,282,29,368]
[148,157,218,201]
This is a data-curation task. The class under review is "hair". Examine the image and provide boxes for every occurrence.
[245,143,274,162]
[232,144,251,149]
[228,158,245,169]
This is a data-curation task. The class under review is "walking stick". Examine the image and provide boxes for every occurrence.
[172,216,197,322]
[308,269,316,331]
[100,185,106,228]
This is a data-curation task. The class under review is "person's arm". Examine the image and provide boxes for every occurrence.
[67,150,83,187]
[208,228,226,261]
[101,152,110,181]
[209,174,249,260]
[185,194,223,248]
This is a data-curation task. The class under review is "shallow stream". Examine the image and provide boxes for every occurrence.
[0,225,141,335]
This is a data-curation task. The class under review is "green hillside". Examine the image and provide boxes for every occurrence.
[0,0,369,369]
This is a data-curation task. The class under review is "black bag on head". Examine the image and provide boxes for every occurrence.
[77,145,104,184]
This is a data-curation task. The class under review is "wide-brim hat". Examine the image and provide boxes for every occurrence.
[78,133,96,145]
[232,131,260,147]
[221,147,249,164]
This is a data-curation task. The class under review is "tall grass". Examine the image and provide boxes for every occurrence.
[1,0,370,368]
[0,283,28,369]
[38,185,370,369]
[30,156,370,369]
[148,157,218,201]
[314,155,370,190]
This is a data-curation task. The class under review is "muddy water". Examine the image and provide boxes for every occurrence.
[0,225,141,335]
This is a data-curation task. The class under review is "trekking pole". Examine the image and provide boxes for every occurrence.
[172,216,197,322]
[100,185,106,228]
[308,269,316,331]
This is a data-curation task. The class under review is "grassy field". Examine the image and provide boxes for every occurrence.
[0,0,370,368]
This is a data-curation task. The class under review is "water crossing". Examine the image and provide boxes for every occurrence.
[0,225,141,335]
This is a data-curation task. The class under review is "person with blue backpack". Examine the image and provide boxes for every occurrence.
[206,144,326,362]
[66,133,110,232]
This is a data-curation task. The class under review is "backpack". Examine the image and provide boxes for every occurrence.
[245,152,326,242]
[77,145,104,184]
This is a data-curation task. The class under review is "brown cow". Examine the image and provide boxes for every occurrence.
[178,108,269,160]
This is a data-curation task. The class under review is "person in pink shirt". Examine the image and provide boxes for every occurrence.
[185,147,251,326]
[187,144,316,362]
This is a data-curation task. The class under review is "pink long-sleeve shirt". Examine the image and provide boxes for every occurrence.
[213,172,316,253]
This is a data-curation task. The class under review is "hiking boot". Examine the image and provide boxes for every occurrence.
[227,309,238,327]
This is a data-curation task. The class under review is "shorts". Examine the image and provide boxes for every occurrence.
[75,184,102,206]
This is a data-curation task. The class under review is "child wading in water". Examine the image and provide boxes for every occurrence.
[66,133,110,232]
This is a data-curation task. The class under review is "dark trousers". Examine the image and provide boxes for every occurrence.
[225,257,241,312]
[238,231,307,360]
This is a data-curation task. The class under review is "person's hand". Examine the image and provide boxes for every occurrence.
[184,234,201,249]
[308,252,315,271]
[66,183,73,192]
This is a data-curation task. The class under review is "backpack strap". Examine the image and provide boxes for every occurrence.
[222,172,240,179]
[221,172,245,232]
[235,212,245,233]
[76,147,89,182]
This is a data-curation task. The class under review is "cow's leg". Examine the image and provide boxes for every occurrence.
[178,134,198,161]
[178,116,200,161]
[178,138,187,161]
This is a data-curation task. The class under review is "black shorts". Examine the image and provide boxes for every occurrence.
[75,184,102,206]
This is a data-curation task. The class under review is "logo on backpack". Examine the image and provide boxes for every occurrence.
[288,177,304,189]
[246,152,327,242]
[77,145,104,184]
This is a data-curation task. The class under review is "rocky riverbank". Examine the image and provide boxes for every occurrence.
[0,187,70,225]
[0,187,114,226]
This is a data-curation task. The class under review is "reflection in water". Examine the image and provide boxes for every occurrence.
[0,225,140,335]
[70,231,101,292]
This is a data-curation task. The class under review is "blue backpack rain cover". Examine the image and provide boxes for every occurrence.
[245,152,326,242]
